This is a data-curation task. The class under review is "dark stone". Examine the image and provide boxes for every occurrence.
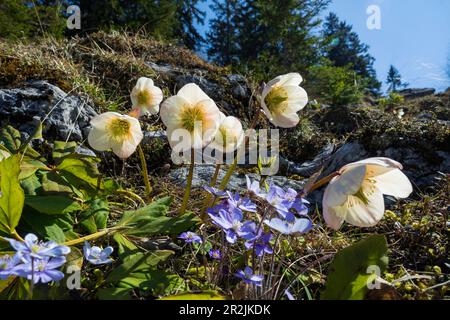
[398,88,436,99]
[0,80,97,141]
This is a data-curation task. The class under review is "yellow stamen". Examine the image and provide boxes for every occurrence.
[137,90,153,106]
[265,86,288,113]
[108,118,131,139]
[180,105,205,132]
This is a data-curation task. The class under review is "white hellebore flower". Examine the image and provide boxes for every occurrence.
[88,112,143,159]
[209,112,244,153]
[160,83,221,150]
[323,157,413,230]
[130,77,163,116]
[261,73,308,128]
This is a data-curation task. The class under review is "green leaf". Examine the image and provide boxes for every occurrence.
[97,287,132,300]
[107,250,174,283]
[52,141,78,163]
[124,213,200,237]
[56,155,102,193]
[40,171,73,194]
[0,155,25,235]
[79,199,109,232]
[118,197,173,226]
[44,224,66,243]
[0,126,22,153]
[20,174,42,195]
[22,210,75,238]
[0,277,29,300]
[321,234,388,300]
[117,197,199,237]
[119,271,186,295]
[25,195,81,215]
[113,233,139,259]
[160,291,226,300]
[80,217,97,234]
[19,159,49,180]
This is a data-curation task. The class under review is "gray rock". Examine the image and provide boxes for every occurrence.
[381,147,450,188]
[0,80,97,141]
[175,74,224,101]
[321,142,369,176]
[169,165,305,192]
[137,237,182,252]
[279,143,336,177]
[143,130,167,142]
[146,61,180,76]
[398,88,436,100]
[75,145,97,157]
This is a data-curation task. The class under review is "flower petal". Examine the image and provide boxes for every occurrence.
[374,168,413,198]
[160,95,187,129]
[340,187,385,227]
[177,83,211,105]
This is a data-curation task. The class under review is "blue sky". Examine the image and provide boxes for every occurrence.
[196,0,450,92]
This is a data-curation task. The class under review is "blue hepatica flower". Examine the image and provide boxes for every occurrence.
[15,256,66,284]
[208,207,253,244]
[203,186,227,197]
[262,185,292,217]
[244,227,273,257]
[234,266,264,286]
[83,241,114,265]
[209,249,222,260]
[3,233,70,284]
[226,191,257,213]
[0,254,21,280]
[264,217,313,235]
[281,188,309,215]
[5,233,70,261]
[178,231,203,244]
[246,175,264,197]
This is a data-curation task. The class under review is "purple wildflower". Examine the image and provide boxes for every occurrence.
[83,241,114,265]
[208,207,253,244]
[263,185,292,217]
[264,217,313,235]
[203,186,227,197]
[0,254,21,280]
[246,175,263,196]
[234,266,264,286]
[244,230,273,257]
[15,256,66,284]
[208,249,222,260]
[226,191,257,212]
[281,188,309,215]
[178,232,203,244]
[5,233,70,261]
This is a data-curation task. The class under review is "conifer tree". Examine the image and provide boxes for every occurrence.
[322,12,381,94]
[386,65,408,92]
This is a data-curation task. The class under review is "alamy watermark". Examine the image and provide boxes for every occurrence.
[66,5,81,30]
[170,128,280,176]
[367,5,382,30]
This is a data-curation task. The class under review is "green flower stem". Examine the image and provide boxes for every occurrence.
[116,189,146,206]
[11,230,25,242]
[179,150,195,215]
[210,163,221,187]
[29,258,35,300]
[218,156,238,191]
[63,229,110,246]
[200,164,221,219]
[218,106,261,191]
[137,144,153,202]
